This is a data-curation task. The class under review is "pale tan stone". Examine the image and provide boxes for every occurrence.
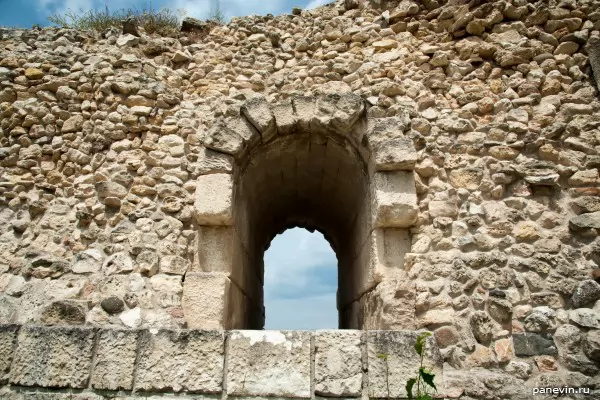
[194,173,233,225]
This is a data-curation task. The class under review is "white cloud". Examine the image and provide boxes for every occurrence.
[264,228,337,294]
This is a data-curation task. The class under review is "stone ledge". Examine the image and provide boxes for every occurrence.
[0,324,449,398]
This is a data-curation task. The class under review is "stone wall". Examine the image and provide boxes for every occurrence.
[1,325,446,399]
[0,0,600,397]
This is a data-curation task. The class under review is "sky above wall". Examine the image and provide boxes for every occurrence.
[0,0,332,28]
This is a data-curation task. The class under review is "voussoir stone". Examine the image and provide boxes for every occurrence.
[227,330,311,398]
[10,326,96,388]
[241,96,277,142]
[135,329,224,393]
[315,330,363,397]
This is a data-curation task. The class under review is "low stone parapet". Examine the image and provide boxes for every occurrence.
[0,325,443,399]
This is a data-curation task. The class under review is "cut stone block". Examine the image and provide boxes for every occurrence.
[135,329,224,393]
[91,329,140,390]
[227,330,311,398]
[10,326,96,389]
[371,136,417,171]
[367,331,443,398]
[241,96,277,142]
[195,226,234,273]
[0,325,19,384]
[194,173,233,225]
[182,272,230,329]
[315,330,363,397]
[371,171,418,228]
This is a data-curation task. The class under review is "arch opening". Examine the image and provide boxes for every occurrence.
[185,95,419,331]
[233,131,372,329]
[263,228,338,330]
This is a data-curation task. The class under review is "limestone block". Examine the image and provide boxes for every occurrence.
[203,120,245,157]
[311,94,364,136]
[194,173,233,225]
[0,325,19,384]
[227,331,311,398]
[314,330,363,397]
[91,329,140,390]
[195,226,233,274]
[182,272,229,329]
[292,96,317,134]
[10,326,96,388]
[135,329,224,393]
[371,136,417,171]
[367,331,443,398]
[371,171,418,228]
[241,96,277,142]
[272,100,297,135]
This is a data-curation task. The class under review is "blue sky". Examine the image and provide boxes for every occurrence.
[264,228,338,330]
[0,0,332,28]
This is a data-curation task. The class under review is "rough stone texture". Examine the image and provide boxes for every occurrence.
[0,325,19,384]
[194,173,234,225]
[91,329,140,390]
[513,333,558,356]
[135,329,224,393]
[367,331,442,398]
[227,331,311,398]
[9,326,96,388]
[0,0,599,395]
[314,330,363,397]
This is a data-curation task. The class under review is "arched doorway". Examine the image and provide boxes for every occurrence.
[183,94,419,330]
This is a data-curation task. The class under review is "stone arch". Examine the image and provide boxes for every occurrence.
[183,94,419,330]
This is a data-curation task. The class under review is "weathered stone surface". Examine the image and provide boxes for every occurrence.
[182,272,229,329]
[513,333,557,356]
[135,329,224,393]
[571,280,600,308]
[40,300,87,325]
[569,308,600,329]
[314,330,362,397]
[0,325,19,384]
[371,172,418,228]
[584,330,600,362]
[367,331,442,398]
[91,329,140,390]
[569,211,600,230]
[227,331,310,398]
[241,96,276,142]
[194,173,233,225]
[10,326,96,388]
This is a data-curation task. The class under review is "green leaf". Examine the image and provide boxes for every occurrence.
[406,378,417,399]
[376,353,388,359]
[414,332,432,356]
[419,367,437,391]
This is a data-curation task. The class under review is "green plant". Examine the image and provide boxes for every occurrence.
[406,332,437,400]
[47,2,185,36]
